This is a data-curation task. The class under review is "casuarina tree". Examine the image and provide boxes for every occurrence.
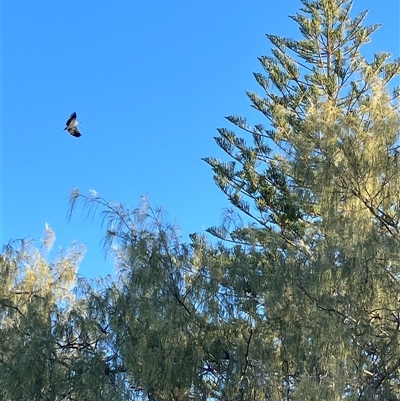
[204,0,400,399]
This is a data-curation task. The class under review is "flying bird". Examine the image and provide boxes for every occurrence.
[64,112,82,137]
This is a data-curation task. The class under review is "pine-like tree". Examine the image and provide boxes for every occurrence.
[204,0,400,399]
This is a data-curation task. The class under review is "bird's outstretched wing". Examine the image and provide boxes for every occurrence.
[65,112,77,127]
[68,127,82,138]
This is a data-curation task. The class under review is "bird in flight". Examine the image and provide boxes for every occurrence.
[64,112,82,137]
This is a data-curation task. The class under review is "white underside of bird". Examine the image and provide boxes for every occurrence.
[64,112,82,137]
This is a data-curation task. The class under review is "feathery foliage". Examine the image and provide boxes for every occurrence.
[204,0,400,399]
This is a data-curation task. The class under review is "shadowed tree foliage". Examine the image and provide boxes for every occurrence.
[68,190,257,400]
[66,190,293,401]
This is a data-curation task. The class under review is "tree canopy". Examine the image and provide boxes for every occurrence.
[1,0,400,400]
[204,0,400,398]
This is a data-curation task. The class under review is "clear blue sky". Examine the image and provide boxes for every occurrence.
[2,1,399,278]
